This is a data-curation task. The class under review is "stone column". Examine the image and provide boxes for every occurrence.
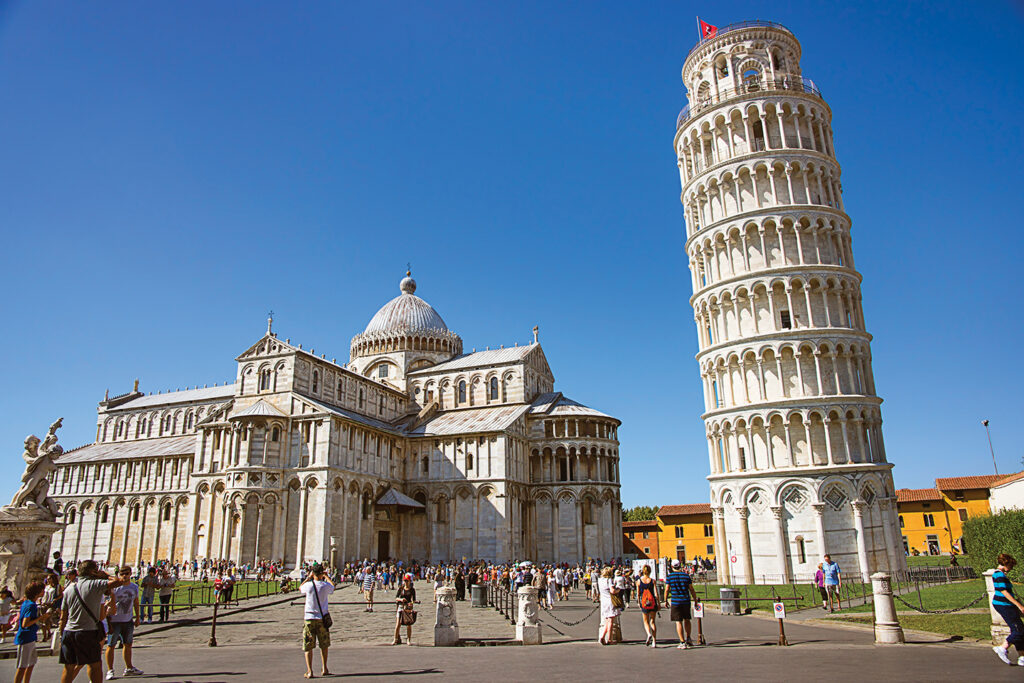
[851,500,871,582]
[712,506,729,583]
[811,503,827,558]
[168,502,180,564]
[151,504,163,566]
[295,485,309,568]
[516,586,542,644]
[119,507,131,567]
[871,573,905,644]
[770,506,790,583]
[320,483,333,561]
[877,498,901,572]
[134,503,148,568]
[73,508,85,563]
[253,503,265,565]
[271,499,285,565]
[737,507,754,583]
[183,492,200,561]
[235,503,249,565]
[433,586,460,646]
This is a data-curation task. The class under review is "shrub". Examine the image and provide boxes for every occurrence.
[963,509,1024,581]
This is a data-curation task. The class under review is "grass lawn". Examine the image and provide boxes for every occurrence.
[830,613,991,641]
[167,579,281,609]
[693,582,869,613]
[839,578,987,614]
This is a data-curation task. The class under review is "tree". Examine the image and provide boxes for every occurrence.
[622,505,659,522]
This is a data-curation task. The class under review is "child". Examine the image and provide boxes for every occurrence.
[0,587,13,643]
[14,581,46,683]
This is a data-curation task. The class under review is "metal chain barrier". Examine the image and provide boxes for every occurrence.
[892,591,989,615]
[538,603,600,627]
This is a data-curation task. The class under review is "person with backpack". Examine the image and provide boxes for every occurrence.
[299,563,334,679]
[637,564,660,648]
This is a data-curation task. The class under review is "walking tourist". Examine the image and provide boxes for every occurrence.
[597,566,622,645]
[139,568,158,624]
[991,553,1024,666]
[361,567,377,612]
[105,565,143,679]
[157,569,175,623]
[40,572,62,642]
[814,563,828,610]
[393,573,417,645]
[13,580,46,683]
[299,563,334,679]
[546,570,558,609]
[821,554,841,612]
[664,558,698,649]
[59,560,126,683]
[637,564,660,648]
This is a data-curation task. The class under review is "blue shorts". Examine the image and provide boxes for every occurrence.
[106,620,134,646]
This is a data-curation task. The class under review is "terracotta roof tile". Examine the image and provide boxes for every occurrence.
[934,475,1004,491]
[993,471,1024,487]
[896,488,942,503]
[657,503,712,517]
[622,520,659,528]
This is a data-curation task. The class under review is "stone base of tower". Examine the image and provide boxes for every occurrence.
[710,465,907,584]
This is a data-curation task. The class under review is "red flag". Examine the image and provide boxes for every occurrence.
[699,19,718,40]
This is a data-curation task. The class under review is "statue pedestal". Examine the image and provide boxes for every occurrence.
[0,507,64,597]
[516,586,542,645]
[434,587,460,646]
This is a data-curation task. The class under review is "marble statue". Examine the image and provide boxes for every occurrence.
[9,418,64,519]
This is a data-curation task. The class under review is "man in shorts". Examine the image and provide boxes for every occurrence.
[822,554,841,612]
[14,581,46,683]
[664,559,699,649]
[105,565,143,678]
[59,560,126,683]
[300,563,334,679]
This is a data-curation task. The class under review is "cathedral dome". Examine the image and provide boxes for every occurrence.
[363,275,449,334]
[350,273,462,362]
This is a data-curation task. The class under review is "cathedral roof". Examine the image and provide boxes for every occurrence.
[231,399,287,419]
[408,345,535,375]
[528,393,617,421]
[59,434,196,464]
[362,274,449,335]
[106,384,237,411]
[403,403,531,436]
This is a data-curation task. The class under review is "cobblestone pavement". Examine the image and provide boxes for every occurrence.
[5,586,1022,681]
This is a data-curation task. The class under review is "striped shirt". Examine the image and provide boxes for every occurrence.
[665,571,692,606]
[362,574,376,591]
[993,570,1015,607]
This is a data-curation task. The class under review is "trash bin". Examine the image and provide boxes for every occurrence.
[471,583,487,607]
[720,587,741,615]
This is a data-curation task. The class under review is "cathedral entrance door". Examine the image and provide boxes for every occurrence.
[377,531,390,560]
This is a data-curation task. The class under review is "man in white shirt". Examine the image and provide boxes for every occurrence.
[299,564,334,679]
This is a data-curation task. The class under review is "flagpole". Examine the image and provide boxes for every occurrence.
[696,16,701,41]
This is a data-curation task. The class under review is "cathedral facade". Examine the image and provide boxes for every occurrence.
[47,274,622,568]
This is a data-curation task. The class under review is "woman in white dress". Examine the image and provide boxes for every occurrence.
[597,566,621,645]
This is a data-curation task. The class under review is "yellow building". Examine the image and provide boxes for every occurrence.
[896,474,1004,555]
[655,504,715,563]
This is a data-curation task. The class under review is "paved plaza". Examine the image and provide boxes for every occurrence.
[3,582,1019,681]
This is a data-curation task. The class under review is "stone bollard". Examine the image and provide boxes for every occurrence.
[434,586,460,646]
[870,572,904,644]
[596,613,623,644]
[984,569,1010,645]
[516,586,542,645]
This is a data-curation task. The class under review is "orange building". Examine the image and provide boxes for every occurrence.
[622,520,660,559]
[896,474,1005,555]
[655,504,714,563]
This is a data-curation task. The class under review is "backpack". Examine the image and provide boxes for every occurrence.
[639,581,658,610]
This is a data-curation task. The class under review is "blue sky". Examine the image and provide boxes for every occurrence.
[1,1,1022,509]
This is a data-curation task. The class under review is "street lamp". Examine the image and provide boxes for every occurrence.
[983,420,998,476]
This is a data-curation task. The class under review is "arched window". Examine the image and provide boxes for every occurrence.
[743,68,761,91]
[186,413,194,430]
[259,369,270,391]
[379,397,385,415]
[421,456,429,475]
[458,381,467,404]
[271,427,280,442]
[131,505,140,522]
[337,379,344,398]
[68,509,76,524]
[101,506,109,524]
[163,503,171,521]
[489,377,499,401]
[312,371,319,393]
[466,453,474,470]
[358,389,365,409]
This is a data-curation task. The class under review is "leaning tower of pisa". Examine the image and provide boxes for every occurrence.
[675,21,905,583]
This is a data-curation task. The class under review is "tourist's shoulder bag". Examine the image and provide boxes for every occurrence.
[312,581,333,630]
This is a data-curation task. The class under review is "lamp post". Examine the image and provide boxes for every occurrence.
[983,420,998,476]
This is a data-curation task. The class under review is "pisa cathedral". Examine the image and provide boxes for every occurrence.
[676,21,906,581]
[47,274,622,568]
